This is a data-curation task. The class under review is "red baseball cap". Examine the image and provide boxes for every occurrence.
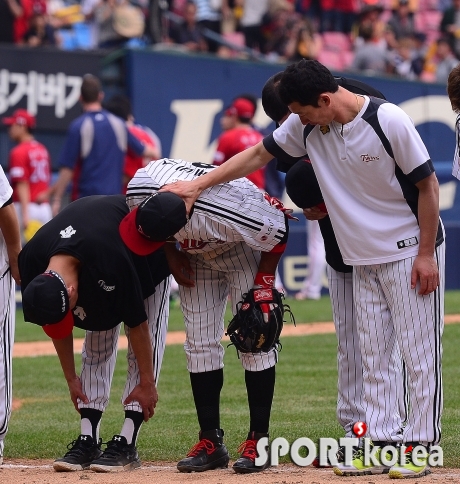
[2,109,36,128]
[226,98,255,120]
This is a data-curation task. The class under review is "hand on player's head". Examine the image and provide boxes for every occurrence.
[158,180,200,216]
[120,192,188,255]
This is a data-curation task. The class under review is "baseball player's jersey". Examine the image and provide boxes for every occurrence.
[213,127,265,189]
[58,110,145,200]
[0,166,15,455]
[126,159,287,258]
[9,140,51,203]
[452,114,460,180]
[19,195,170,331]
[264,96,444,265]
[0,168,13,276]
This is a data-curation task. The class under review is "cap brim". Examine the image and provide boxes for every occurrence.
[42,309,74,339]
[119,207,165,256]
[2,118,14,126]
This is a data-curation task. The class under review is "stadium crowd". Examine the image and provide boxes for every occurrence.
[1,0,460,83]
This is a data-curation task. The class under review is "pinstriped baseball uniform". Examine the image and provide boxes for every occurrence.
[0,167,15,458]
[452,114,460,180]
[265,96,445,445]
[80,276,171,413]
[126,159,287,372]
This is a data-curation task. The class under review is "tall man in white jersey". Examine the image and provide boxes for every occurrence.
[160,60,445,480]
[261,72,408,463]
[120,158,290,474]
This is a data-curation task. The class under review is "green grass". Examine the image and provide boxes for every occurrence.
[14,289,460,342]
[7,322,460,467]
[8,290,460,466]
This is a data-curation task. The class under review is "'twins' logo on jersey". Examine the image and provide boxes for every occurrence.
[360,154,380,162]
[98,280,115,291]
[60,225,76,238]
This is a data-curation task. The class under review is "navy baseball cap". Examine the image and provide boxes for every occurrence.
[285,159,327,212]
[119,192,188,255]
[22,270,74,339]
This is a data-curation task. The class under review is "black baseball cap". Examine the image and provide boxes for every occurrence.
[22,270,74,339]
[285,159,327,212]
[119,192,188,255]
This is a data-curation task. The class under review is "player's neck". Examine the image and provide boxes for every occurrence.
[83,102,102,112]
[47,254,80,288]
[18,133,34,144]
[336,89,364,125]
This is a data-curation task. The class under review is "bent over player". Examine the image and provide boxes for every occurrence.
[161,59,445,480]
[121,158,290,474]
[19,195,175,473]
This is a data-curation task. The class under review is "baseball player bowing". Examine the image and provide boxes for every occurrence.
[120,158,291,473]
[161,60,445,480]
[19,195,184,473]
[261,72,408,465]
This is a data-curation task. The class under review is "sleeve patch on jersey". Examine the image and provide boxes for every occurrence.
[10,167,25,179]
[397,236,418,249]
[256,216,281,246]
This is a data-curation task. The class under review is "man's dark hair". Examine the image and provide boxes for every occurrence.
[80,74,102,104]
[104,94,132,121]
[448,64,460,113]
[278,59,339,107]
[262,71,288,123]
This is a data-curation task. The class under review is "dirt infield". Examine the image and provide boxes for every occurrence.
[0,460,459,483]
[7,316,460,482]
[12,314,460,358]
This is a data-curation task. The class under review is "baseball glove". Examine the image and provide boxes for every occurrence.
[226,287,291,353]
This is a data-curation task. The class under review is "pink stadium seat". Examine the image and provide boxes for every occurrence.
[420,70,436,82]
[321,32,352,53]
[223,32,245,48]
[417,10,442,32]
[221,32,246,57]
[318,50,345,71]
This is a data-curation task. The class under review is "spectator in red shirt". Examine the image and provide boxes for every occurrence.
[3,109,52,242]
[104,94,162,193]
[14,0,36,43]
[213,97,265,190]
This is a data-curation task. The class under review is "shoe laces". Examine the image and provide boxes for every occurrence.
[352,446,365,461]
[64,436,96,457]
[237,439,258,461]
[101,437,129,459]
[187,439,216,457]
[401,445,416,464]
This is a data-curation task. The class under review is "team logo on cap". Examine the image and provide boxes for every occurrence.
[137,224,150,238]
[319,125,330,135]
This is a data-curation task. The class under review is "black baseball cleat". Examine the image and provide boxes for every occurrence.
[53,434,103,472]
[232,431,270,473]
[89,435,141,472]
[177,429,230,472]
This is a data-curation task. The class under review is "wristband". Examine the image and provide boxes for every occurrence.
[254,272,275,288]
